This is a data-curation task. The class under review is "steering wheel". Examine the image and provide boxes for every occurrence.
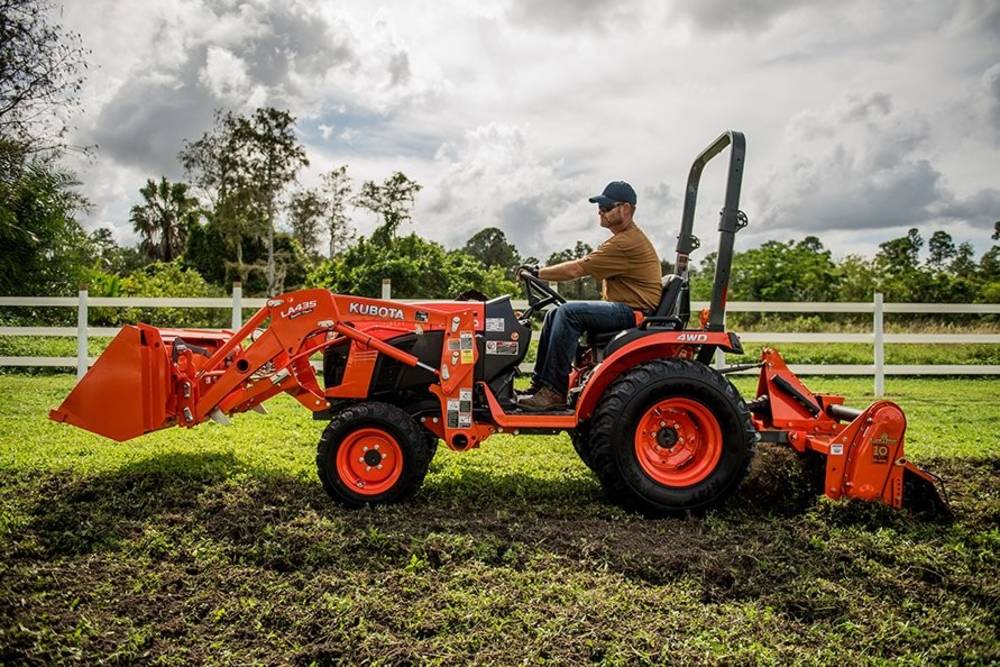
[518,267,566,323]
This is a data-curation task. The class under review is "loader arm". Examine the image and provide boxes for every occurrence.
[49,289,490,449]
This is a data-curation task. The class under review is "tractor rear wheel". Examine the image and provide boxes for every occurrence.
[585,359,755,513]
[570,422,595,471]
[317,402,434,508]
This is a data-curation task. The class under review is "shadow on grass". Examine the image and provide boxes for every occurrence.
[1,449,997,667]
[7,447,985,605]
[9,447,826,554]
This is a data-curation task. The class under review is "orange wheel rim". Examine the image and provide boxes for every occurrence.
[335,427,404,496]
[633,397,723,487]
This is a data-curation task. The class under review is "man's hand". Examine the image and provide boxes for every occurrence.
[517,265,540,280]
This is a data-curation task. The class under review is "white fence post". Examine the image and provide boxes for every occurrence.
[76,285,88,379]
[231,282,242,330]
[874,292,885,397]
[381,278,391,300]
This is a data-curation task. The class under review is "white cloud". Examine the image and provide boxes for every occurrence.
[983,62,1000,140]
[417,122,590,258]
[754,91,999,247]
[57,0,1000,262]
[199,47,252,102]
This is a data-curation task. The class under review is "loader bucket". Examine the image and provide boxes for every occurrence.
[48,325,175,441]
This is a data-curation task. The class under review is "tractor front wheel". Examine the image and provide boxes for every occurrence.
[585,359,755,513]
[317,402,433,508]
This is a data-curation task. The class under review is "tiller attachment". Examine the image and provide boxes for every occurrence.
[49,325,233,441]
[751,348,950,517]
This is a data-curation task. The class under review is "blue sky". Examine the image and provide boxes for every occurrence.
[61,0,1000,263]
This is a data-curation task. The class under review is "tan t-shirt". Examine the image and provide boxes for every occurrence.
[578,223,662,311]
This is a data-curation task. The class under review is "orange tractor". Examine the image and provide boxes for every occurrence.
[50,132,948,515]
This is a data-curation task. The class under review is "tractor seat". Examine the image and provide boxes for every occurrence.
[584,274,686,348]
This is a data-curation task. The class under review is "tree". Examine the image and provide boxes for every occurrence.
[287,166,354,263]
[949,241,976,277]
[287,188,324,260]
[354,171,421,245]
[182,216,228,286]
[836,254,875,301]
[0,1,96,298]
[0,0,89,154]
[88,226,147,275]
[129,177,199,262]
[230,108,308,293]
[993,221,999,241]
[729,237,839,302]
[876,228,923,271]
[320,165,353,258]
[547,241,599,300]
[927,230,956,271]
[0,153,93,295]
[309,233,517,300]
[180,107,308,294]
[181,112,261,282]
[463,227,521,271]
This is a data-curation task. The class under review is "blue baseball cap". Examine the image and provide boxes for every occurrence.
[588,181,637,207]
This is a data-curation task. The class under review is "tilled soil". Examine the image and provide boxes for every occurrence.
[1,447,997,665]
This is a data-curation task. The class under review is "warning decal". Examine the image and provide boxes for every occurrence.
[459,389,473,426]
[486,340,519,355]
[485,317,505,332]
[460,332,474,364]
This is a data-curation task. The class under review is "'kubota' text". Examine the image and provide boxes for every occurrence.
[348,302,405,320]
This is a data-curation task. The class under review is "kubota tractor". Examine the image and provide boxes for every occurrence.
[50,131,948,515]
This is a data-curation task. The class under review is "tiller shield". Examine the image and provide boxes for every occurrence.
[751,348,950,517]
[48,325,233,442]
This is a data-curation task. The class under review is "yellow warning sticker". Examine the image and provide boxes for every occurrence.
[460,331,474,364]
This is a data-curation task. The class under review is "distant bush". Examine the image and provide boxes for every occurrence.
[309,233,518,300]
[88,261,228,328]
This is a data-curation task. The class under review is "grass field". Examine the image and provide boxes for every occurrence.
[1,375,998,664]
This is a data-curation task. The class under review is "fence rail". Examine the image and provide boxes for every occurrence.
[2,282,998,395]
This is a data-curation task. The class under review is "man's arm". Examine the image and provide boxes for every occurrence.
[538,260,587,282]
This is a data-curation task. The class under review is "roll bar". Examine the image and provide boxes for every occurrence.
[674,131,746,331]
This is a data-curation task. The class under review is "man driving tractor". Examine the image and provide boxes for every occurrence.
[517,181,662,411]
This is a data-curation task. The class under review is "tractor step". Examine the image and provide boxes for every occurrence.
[507,406,575,415]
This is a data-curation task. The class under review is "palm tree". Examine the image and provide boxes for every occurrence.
[129,177,199,262]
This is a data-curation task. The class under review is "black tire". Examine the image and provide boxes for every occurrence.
[316,402,433,508]
[570,422,595,471]
[424,432,439,462]
[584,359,755,514]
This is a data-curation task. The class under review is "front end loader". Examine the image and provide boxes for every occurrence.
[49,131,948,516]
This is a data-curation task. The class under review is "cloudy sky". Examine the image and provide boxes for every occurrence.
[60,0,1000,264]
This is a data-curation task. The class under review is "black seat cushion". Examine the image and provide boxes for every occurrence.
[653,274,684,318]
[588,330,622,346]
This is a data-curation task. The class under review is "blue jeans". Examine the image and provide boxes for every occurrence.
[532,301,637,394]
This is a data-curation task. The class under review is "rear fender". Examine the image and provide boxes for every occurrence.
[575,330,738,419]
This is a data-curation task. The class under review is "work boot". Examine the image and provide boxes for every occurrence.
[514,382,542,397]
[516,385,567,412]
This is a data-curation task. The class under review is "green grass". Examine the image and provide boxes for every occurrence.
[1,375,998,664]
[4,335,1000,370]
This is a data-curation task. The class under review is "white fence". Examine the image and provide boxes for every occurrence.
[1,281,998,397]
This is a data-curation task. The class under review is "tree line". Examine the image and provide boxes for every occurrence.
[2,0,998,315]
